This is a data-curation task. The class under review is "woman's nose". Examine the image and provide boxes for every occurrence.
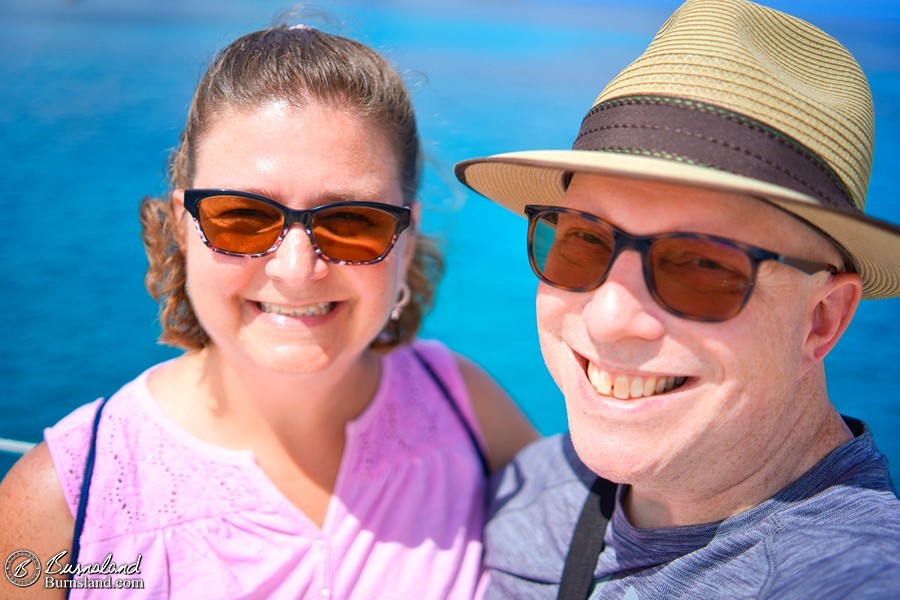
[264,225,329,282]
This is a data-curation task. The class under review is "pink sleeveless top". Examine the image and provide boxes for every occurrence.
[44,340,488,599]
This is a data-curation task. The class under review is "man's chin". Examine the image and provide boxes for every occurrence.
[567,421,666,486]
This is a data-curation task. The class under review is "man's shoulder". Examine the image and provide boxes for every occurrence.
[752,461,900,597]
[483,434,600,591]
[763,519,900,598]
[490,433,596,508]
[770,477,900,552]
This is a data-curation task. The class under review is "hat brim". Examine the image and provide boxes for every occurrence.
[455,151,900,299]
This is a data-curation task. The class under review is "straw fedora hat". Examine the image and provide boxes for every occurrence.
[455,0,900,299]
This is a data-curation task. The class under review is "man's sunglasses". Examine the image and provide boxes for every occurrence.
[525,205,839,322]
[183,189,412,264]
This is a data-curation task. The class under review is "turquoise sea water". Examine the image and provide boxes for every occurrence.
[2,0,899,483]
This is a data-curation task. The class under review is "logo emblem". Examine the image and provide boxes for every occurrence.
[5,549,42,587]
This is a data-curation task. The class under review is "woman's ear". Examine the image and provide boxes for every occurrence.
[171,188,185,216]
[803,272,862,366]
[171,189,188,254]
[401,202,421,274]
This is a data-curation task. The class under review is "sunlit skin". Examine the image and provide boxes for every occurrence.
[537,173,862,528]
[141,101,415,522]
[176,100,410,379]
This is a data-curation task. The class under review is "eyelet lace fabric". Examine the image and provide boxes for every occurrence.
[44,340,488,599]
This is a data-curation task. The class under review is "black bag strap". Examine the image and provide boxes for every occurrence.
[410,346,490,478]
[66,395,111,598]
[557,476,618,600]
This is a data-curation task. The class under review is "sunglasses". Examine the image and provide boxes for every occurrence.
[525,205,839,322]
[182,189,411,264]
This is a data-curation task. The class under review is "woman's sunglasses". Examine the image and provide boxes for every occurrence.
[183,189,411,264]
[525,205,839,322]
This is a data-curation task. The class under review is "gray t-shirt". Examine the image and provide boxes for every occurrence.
[485,418,900,599]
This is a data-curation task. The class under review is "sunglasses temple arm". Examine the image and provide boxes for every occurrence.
[779,255,840,275]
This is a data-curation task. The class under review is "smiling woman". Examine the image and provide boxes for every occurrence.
[0,23,536,599]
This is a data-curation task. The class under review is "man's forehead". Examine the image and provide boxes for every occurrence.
[563,171,840,260]
[567,173,783,227]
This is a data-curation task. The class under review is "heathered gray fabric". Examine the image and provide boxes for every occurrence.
[484,419,900,599]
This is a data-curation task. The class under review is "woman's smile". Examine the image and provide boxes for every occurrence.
[257,300,335,318]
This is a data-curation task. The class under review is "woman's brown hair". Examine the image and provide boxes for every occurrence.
[140,25,442,351]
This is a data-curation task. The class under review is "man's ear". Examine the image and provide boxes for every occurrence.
[803,272,862,366]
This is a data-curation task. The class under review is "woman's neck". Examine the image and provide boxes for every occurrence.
[151,345,383,451]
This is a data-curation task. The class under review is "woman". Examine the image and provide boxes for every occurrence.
[0,24,537,599]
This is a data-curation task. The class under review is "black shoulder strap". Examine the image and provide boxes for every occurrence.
[67,396,111,597]
[409,346,490,478]
[557,476,618,600]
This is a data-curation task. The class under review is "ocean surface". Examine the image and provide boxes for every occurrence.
[2,0,899,483]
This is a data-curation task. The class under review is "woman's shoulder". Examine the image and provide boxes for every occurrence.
[40,361,200,520]
[401,339,540,473]
[404,338,456,371]
[44,366,158,467]
[0,442,73,595]
[0,442,71,518]
[0,366,168,589]
[40,361,272,544]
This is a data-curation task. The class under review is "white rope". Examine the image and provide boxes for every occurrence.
[0,437,36,455]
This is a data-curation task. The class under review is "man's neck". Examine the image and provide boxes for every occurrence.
[622,402,853,529]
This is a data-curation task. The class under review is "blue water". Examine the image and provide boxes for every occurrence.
[2,0,899,483]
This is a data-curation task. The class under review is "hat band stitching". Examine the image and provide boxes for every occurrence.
[583,146,711,167]
[573,95,854,211]
[582,96,852,201]
[586,96,814,152]
[578,121,843,206]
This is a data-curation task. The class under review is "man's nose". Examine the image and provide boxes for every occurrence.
[582,250,666,343]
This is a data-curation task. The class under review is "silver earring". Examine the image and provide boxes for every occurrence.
[391,283,411,321]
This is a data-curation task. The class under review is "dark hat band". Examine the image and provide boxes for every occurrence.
[573,96,855,212]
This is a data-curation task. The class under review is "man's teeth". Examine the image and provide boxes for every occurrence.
[587,362,686,399]
[259,302,333,317]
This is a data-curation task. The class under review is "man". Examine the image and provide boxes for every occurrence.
[456,0,900,597]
